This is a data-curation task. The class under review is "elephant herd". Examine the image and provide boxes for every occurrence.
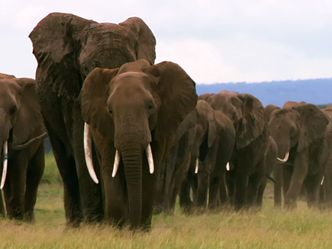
[1,12,332,231]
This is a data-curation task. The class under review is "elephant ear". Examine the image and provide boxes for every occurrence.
[119,17,156,64]
[207,113,217,148]
[236,94,265,149]
[294,104,329,152]
[176,110,197,142]
[147,61,198,143]
[80,67,119,138]
[29,13,94,100]
[196,100,217,148]
[13,78,45,147]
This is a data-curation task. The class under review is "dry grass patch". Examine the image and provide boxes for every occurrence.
[1,154,332,248]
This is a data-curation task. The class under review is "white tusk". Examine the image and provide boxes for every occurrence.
[146,144,154,174]
[194,158,199,174]
[112,150,121,178]
[83,123,99,184]
[0,141,8,189]
[1,140,8,216]
[277,152,289,163]
[226,162,230,171]
[321,176,325,186]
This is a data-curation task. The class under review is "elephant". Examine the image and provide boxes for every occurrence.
[203,91,274,209]
[80,59,197,229]
[0,74,46,221]
[29,12,156,226]
[318,105,332,208]
[153,115,197,215]
[268,101,331,208]
[179,99,236,212]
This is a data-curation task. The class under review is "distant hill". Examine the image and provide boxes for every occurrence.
[196,78,332,107]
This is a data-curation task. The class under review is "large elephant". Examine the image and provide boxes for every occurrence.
[268,101,331,208]
[203,91,273,209]
[179,99,235,211]
[80,59,197,229]
[29,13,156,226]
[317,105,332,208]
[0,74,46,221]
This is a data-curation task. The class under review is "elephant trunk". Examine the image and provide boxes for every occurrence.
[121,143,143,229]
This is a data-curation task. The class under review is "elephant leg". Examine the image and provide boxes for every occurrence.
[24,145,45,222]
[6,156,28,220]
[72,129,103,222]
[226,172,235,205]
[247,173,261,208]
[256,183,266,207]
[285,153,308,208]
[179,174,193,213]
[282,165,292,198]
[47,129,82,226]
[219,173,228,207]
[104,171,126,227]
[304,174,322,208]
[208,176,220,209]
[141,167,156,230]
[273,166,283,207]
[233,172,249,210]
[196,167,209,209]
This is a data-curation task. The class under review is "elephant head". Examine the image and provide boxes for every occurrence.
[269,102,329,162]
[208,91,265,150]
[29,12,156,100]
[264,104,280,123]
[0,76,45,188]
[80,59,197,228]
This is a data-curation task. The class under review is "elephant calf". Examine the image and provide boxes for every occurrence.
[0,74,46,221]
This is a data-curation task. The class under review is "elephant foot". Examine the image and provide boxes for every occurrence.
[23,212,35,223]
[284,199,297,209]
[152,205,164,215]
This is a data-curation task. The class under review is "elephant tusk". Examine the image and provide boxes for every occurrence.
[321,176,325,186]
[277,152,289,163]
[146,144,154,174]
[226,162,230,171]
[112,150,121,178]
[83,123,99,184]
[0,141,8,190]
[1,140,8,216]
[194,158,199,174]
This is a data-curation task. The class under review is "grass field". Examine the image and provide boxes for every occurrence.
[1,154,332,249]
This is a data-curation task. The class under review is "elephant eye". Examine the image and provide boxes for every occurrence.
[107,107,113,116]
[147,101,156,114]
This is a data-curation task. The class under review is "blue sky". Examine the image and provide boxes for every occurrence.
[1,0,332,83]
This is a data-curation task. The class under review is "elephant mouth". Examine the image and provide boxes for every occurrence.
[83,123,155,184]
[111,144,154,178]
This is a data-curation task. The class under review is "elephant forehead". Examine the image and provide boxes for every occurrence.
[109,73,155,100]
[113,72,154,87]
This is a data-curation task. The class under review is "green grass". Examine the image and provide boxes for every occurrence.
[0,153,332,248]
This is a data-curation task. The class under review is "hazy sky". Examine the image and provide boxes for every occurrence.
[1,0,332,83]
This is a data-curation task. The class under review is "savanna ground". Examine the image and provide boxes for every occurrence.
[1,155,332,249]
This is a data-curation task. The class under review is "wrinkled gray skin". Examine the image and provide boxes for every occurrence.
[0,74,45,221]
[153,122,196,214]
[179,100,236,212]
[29,13,156,226]
[202,91,274,210]
[318,105,332,208]
[268,102,331,208]
[80,59,197,229]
